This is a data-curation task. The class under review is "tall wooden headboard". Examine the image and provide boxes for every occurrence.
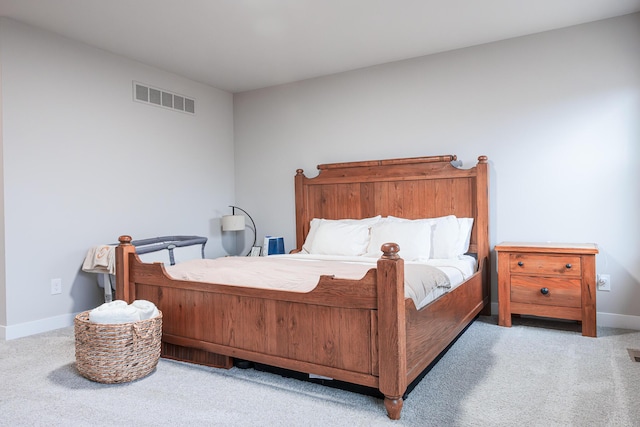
[294,155,489,265]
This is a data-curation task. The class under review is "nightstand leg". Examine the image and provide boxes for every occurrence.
[498,311,512,327]
[581,255,597,337]
[497,252,511,327]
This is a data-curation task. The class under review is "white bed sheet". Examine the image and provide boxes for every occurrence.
[278,254,477,308]
[165,254,477,310]
[417,256,477,308]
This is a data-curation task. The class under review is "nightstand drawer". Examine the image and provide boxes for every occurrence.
[511,276,581,307]
[509,254,581,277]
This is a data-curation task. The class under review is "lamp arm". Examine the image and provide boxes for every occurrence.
[229,205,257,254]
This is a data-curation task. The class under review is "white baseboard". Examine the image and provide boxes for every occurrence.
[596,312,640,330]
[489,302,640,331]
[2,312,78,340]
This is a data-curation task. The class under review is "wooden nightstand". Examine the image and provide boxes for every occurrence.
[496,242,599,337]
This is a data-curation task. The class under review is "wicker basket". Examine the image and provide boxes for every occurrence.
[74,310,162,384]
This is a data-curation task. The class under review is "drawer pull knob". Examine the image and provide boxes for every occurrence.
[540,287,549,295]
[566,263,572,269]
[517,261,524,267]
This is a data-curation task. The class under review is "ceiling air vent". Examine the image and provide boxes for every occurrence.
[133,81,195,115]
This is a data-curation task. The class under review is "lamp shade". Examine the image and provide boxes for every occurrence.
[221,214,245,231]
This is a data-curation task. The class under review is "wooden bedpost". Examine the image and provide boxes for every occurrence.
[294,169,308,251]
[115,235,135,303]
[476,156,491,316]
[377,243,407,420]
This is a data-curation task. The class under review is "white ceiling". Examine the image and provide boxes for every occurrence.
[1,0,639,93]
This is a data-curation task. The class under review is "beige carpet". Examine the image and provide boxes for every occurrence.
[1,316,639,426]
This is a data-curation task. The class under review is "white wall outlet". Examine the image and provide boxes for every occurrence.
[51,278,62,295]
[597,274,610,292]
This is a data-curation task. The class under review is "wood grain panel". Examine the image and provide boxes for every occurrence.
[374,182,390,217]
[319,185,338,219]
[311,305,371,372]
[241,297,267,351]
[450,177,474,218]
[510,302,582,321]
[418,181,437,218]
[162,342,232,368]
[509,254,581,276]
[220,295,240,347]
[335,183,362,218]
[511,276,581,307]
[400,181,416,219]
[356,177,475,221]
[359,182,376,217]
[370,310,379,376]
[389,181,404,214]
[432,179,451,215]
[162,332,379,388]
[138,280,373,373]
[274,300,305,360]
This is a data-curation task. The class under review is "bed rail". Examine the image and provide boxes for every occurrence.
[128,235,207,266]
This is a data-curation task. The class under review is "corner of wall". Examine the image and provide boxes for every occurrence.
[0,17,7,330]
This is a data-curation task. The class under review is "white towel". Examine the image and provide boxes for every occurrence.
[88,300,158,324]
[82,245,116,275]
[131,300,159,320]
[96,300,127,309]
[89,300,141,324]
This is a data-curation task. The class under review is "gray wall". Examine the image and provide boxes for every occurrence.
[1,13,638,338]
[234,14,640,328]
[0,18,236,338]
[0,34,5,331]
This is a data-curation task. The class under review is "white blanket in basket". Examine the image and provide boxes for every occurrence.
[88,300,159,324]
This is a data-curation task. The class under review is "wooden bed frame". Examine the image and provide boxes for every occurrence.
[115,154,490,420]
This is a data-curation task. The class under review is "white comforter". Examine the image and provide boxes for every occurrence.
[165,254,476,309]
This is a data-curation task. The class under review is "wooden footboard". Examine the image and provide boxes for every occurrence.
[116,238,405,390]
[116,238,487,420]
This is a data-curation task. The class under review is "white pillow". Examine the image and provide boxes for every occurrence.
[308,220,373,256]
[430,215,461,259]
[387,215,472,259]
[387,215,458,259]
[365,220,432,261]
[301,216,381,253]
[455,218,474,256]
[301,218,323,253]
